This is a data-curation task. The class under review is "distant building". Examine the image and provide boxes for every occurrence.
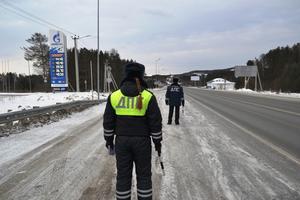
[206,78,235,90]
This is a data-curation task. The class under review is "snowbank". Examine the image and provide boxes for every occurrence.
[235,89,300,98]
[192,87,300,99]
[0,104,105,167]
[0,91,109,114]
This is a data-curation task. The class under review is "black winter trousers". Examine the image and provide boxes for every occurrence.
[168,105,180,124]
[115,136,152,200]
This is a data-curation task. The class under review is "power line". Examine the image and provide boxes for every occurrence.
[78,39,89,48]
[0,0,76,35]
[1,0,75,35]
[0,4,54,29]
[77,40,85,48]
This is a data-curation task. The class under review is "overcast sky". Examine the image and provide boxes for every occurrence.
[0,0,299,75]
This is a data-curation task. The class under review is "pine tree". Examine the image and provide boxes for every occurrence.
[22,33,49,82]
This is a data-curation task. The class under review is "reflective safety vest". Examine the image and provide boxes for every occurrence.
[110,89,153,116]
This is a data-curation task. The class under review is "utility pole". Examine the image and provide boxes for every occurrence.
[257,71,263,91]
[14,74,16,93]
[7,60,10,93]
[1,60,4,92]
[72,35,80,92]
[155,58,160,87]
[103,60,107,93]
[71,34,91,92]
[255,73,257,91]
[90,60,94,100]
[155,58,160,75]
[3,60,6,93]
[84,80,87,91]
[13,74,16,92]
[27,60,32,93]
[90,60,93,91]
[4,59,7,92]
[97,0,100,100]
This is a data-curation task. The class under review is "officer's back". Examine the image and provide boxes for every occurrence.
[111,78,151,135]
[103,62,162,200]
[166,80,183,106]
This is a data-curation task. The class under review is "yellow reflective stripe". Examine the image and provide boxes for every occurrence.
[111,89,152,116]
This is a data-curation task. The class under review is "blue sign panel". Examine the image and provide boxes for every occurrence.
[49,52,67,88]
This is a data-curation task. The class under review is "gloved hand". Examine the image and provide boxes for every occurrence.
[105,140,114,150]
[165,100,169,105]
[154,142,162,154]
[106,141,115,155]
[181,100,185,107]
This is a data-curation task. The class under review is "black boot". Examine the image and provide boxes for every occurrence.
[168,106,174,125]
[175,106,180,125]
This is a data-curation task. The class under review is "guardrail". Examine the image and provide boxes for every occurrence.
[0,99,106,125]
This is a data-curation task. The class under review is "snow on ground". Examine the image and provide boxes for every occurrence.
[0,103,105,168]
[234,88,300,98]
[0,91,108,114]
[195,87,300,99]
[226,88,300,99]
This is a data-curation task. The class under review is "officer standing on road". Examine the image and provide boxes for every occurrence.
[103,62,163,200]
[165,77,184,125]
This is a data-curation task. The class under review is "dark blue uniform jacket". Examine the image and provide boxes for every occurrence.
[165,83,184,106]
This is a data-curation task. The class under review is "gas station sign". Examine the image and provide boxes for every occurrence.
[49,30,68,91]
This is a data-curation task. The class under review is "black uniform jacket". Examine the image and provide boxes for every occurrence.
[103,78,162,144]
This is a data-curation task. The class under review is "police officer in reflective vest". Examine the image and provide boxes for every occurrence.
[165,77,184,125]
[103,62,162,200]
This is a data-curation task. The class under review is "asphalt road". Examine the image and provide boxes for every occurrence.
[185,87,300,162]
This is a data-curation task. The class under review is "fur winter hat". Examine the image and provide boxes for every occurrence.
[173,77,179,83]
[125,62,145,79]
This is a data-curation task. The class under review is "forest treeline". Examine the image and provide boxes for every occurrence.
[0,49,133,92]
[256,43,300,92]
[203,43,300,92]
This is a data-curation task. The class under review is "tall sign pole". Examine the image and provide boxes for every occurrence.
[90,60,93,92]
[72,35,80,92]
[103,61,107,93]
[5,60,7,92]
[27,60,32,93]
[49,30,69,91]
[7,60,10,93]
[97,0,100,99]
[2,60,4,92]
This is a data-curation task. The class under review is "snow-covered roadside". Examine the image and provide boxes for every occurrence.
[0,92,108,114]
[189,87,300,101]
[195,87,300,99]
[0,103,105,167]
[233,88,300,99]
